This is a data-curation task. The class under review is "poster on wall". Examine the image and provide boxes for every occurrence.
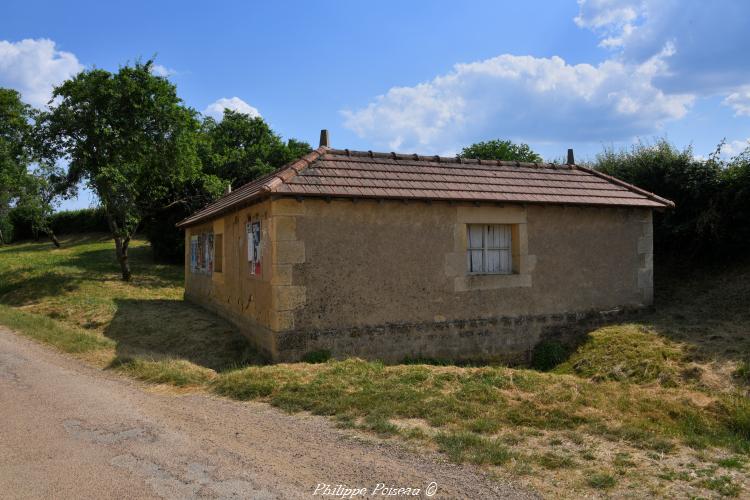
[247,221,261,275]
[197,234,204,271]
[190,236,198,271]
[206,233,214,274]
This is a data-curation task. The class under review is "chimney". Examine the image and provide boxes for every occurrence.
[225,183,232,195]
[566,148,575,165]
[319,129,330,148]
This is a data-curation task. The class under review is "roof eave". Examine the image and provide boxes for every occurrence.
[267,192,669,209]
[175,146,329,229]
[571,164,675,209]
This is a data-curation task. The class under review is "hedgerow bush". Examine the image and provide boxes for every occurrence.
[50,207,109,234]
[593,139,750,262]
[7,206,109,242]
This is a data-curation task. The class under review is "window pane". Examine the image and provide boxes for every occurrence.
[485,224,511,249]
[499,249,512,274]
[468,225,483,248]
[499,225,511,249]
[468,250,484,273]
[486,225,501,248]
[486,250,501,273]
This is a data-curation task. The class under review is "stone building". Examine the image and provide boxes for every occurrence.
[177,133,673,362]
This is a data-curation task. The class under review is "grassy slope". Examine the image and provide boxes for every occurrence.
[0,234,748,498]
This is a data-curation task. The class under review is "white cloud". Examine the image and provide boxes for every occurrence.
[342,50,693,152]
[0,38,83,107]
[203,97,261,120]
[723,86,750,117]
[574,0,645,49]
[723,138,750,157]
[574,1,750,97]
[150,64,176,77]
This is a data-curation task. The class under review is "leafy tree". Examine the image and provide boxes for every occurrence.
[12,160,73,246]
[199,110,311,188]
[36,61,204,280]
[143,175,224,263]
[714,142,750,255]
[593,139,728,260]
[0,88,33,244]
[460,139,542,162]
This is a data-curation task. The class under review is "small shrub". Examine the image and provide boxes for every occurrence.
[587,473,617,489]
[531,340,567,371]
[302,349,331,363]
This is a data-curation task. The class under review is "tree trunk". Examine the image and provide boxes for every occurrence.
[0,227,4,245]
[114,236,132,281]
[106,210,133,281]
[48,231,61,248]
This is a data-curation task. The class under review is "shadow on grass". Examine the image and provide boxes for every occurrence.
[536,260,750,381]
[104,298,264,371]
[62,246,182,288]
[647,261,750,363]
[0,245,181,308]
[0,233,112,254]
[0,271,83,306]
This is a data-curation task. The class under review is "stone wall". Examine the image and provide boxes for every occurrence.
[276,307,643,363]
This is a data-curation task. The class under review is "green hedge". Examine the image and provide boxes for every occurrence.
[594,139,750,261]
[50,207,109,234]
[7,207,109,242]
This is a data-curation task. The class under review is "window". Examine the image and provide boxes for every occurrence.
[214,233,223,273]
[467,224,512,274]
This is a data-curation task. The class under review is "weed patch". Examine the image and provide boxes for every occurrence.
[587,472,616,489]
[435,432,513,466]
[700,475,742,497]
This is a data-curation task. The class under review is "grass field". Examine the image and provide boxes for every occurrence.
[1,234,748,498]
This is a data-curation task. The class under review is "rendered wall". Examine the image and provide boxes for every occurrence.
[184,197,654,363]
[276,198,653,362]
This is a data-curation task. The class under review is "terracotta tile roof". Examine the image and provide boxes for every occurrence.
[177,147,674,227]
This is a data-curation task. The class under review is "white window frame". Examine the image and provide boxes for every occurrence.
[467,224,512,275]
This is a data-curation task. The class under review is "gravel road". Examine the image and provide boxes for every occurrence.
[0,327,537,499]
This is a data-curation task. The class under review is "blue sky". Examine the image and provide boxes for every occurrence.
[2,0,750,210]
